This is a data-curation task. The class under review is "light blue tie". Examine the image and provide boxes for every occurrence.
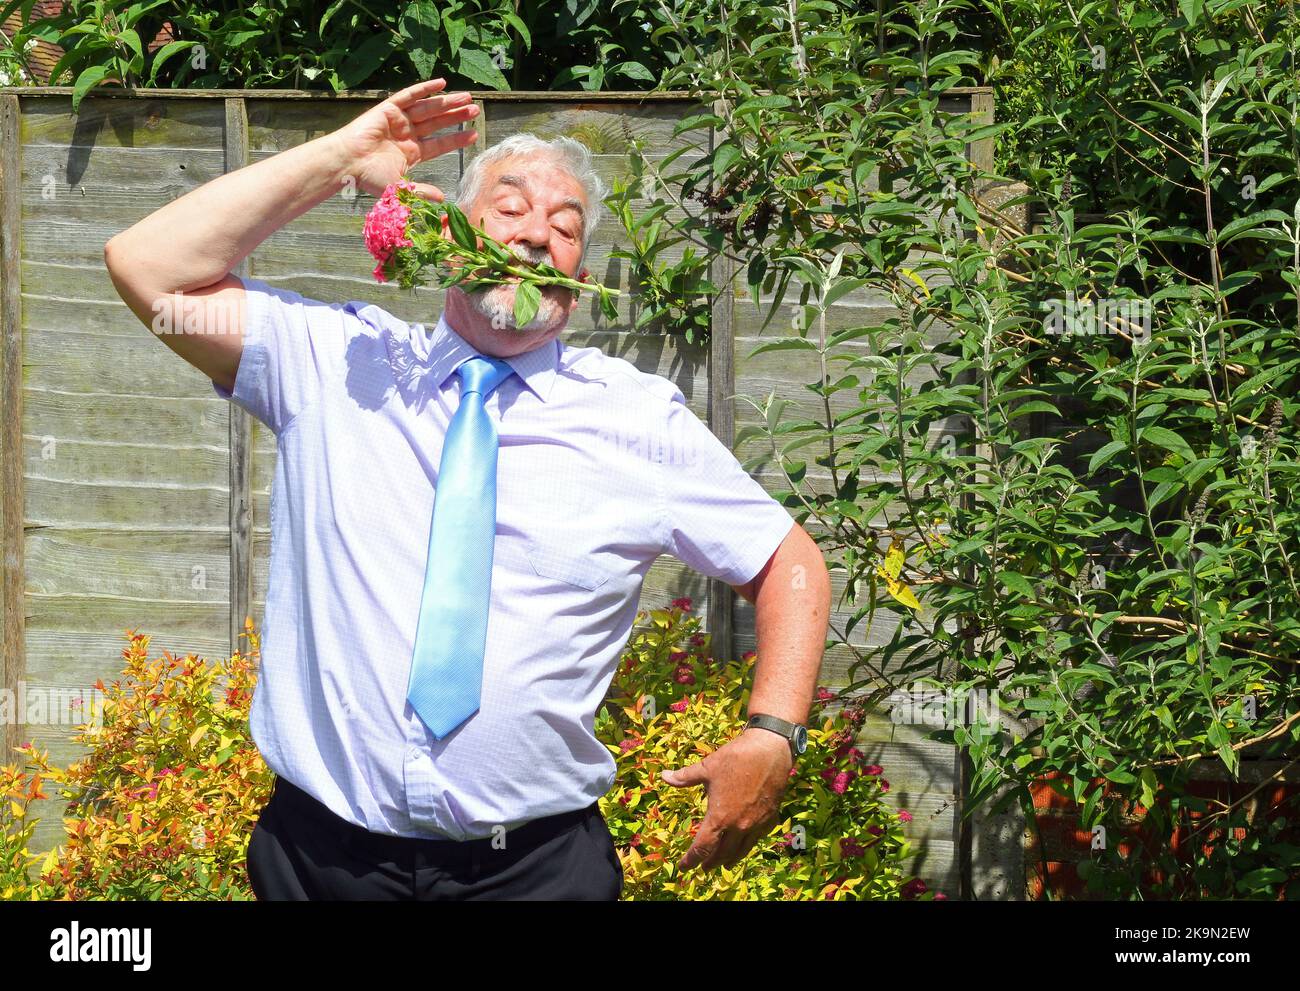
[406,354,516,739]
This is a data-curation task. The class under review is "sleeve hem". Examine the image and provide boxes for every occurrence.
[210,273,268,411]
[730,513,796,588]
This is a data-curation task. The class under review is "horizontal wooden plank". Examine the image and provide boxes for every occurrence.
[18,96,226,148]
[26,527,229,601]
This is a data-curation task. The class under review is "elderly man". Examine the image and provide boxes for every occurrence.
[104,79,830,901]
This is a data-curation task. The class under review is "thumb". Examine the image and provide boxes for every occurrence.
[661,760,708,788]
[407,181,445,203]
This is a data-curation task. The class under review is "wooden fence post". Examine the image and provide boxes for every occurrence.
[707,99,737,663]
[224,97,253,660]
[0,93,24,760]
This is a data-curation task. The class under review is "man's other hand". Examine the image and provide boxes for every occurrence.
[659,726,793,873]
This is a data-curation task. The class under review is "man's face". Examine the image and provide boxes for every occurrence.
[446,155,590,339]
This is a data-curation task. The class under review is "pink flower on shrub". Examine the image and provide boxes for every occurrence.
[619,737,638,752]
[669,650,688,662]
[897,809,913,823]
[674,668,696,685]
[879,778,890,794]
[690,634,706,646]
[363,180,416,282]
[669,696,690,713]
[934,892,948,900]
[840,837,865,857]
[863,764,883,776]
[901,878,927,899]
[831,770,853,794]
[816,686,836,701]
[671,596,693,612]
[741,650,756,662]
[868,824,885,836]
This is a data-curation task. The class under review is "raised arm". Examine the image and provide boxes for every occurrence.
[103,78,478,393]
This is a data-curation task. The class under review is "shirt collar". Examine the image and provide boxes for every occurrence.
[424,312,559,404]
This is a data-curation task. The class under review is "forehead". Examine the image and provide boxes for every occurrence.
[480,155,586,210]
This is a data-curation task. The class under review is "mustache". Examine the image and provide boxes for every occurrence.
[506,244,552,268]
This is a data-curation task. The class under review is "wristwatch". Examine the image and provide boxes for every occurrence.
[745,713,808,759]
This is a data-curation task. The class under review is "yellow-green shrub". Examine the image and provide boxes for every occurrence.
[2,602,940,900]
[5,621,270,900]
[595,597,937,900]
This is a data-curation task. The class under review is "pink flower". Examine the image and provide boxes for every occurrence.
[669,650,688,662]
[669,696,690,713]
[879,778,890,794]
[619,738,638,752]
[901,878,927,899]
[671,597,693,612]
[690,634,706,646]
[741,650,757,662]
[897,809,913,823]
[934,892,948,900]
[867,824,885,836]
[674,668,696,685]
[816,686,836,701]
[363,180,417,281]
[862,764,884,776]
[831,770,853,794]
[840,837,865,857]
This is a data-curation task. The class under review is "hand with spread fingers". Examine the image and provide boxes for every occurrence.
[660,726,794,872]
[330,78,480,203]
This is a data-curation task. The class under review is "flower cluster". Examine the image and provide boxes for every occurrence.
[362,179,416,282]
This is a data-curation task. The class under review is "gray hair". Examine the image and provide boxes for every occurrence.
[454,132,606,267]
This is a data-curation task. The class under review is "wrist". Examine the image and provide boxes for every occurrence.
[312,130,361,196]
[744,713,808,760]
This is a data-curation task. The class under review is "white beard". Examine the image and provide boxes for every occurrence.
[465,280,569,335]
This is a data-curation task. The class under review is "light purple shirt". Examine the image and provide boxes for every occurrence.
[212,275,795,839]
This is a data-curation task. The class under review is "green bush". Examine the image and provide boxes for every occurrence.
[0,0,701,108]
[606,0,1300,898]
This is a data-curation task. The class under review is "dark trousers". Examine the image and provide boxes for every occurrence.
[246,774,624,901]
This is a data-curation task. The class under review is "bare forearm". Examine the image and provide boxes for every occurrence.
[745,526,831,725]
[106,131,351,294]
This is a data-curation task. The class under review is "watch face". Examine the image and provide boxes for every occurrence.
[793,725,808,754]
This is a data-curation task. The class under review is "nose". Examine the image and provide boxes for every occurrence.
[513,207,552,255]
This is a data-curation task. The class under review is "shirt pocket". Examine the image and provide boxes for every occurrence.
[521,474,615,591]
[524,529,616,591]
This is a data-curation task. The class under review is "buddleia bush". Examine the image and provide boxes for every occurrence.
[603,0,1300,898]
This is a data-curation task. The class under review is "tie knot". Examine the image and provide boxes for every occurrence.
[456,354,515,399]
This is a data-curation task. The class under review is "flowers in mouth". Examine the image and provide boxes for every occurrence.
[362,179,621,328]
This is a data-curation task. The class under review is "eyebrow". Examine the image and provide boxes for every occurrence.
[492,173,586,230]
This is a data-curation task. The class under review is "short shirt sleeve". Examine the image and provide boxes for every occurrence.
[656,387,796,586]
[212,275,364,435]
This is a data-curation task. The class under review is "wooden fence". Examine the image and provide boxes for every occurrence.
[0,85,1001,896]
